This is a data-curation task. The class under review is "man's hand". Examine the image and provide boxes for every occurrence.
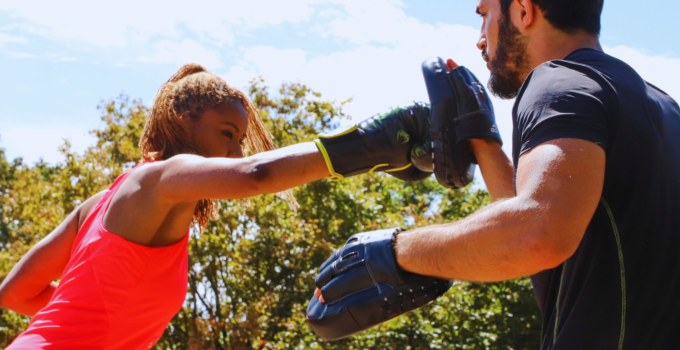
[313,287,325,304]
[444,58,514,200]
[446,58,459,71]
[418,56,504,189]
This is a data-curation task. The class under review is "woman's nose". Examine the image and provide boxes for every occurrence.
[229,146,245,159]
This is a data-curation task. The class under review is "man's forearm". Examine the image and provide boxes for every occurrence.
[393,141,520,281]
[394,196,561,282]
[395,139,604,282]
[470,139,514,200]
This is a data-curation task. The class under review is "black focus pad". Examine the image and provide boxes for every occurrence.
[315,244,366,290]
[421,57,502,189]
[307,229,453,341]
[448,67,502,143]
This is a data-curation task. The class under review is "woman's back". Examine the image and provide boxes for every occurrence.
[7,167,189,350]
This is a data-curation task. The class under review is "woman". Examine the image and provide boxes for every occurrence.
[0,63,430,349]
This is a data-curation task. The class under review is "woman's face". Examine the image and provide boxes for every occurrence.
[186,100,249,158]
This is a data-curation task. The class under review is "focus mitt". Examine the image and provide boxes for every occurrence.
[306,228,452,341]
[415,57,502,189]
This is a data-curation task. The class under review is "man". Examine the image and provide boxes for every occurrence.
[315,0,680,348]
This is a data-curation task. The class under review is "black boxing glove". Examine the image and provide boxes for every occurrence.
[314,104,432,182]
[307,228,453,341]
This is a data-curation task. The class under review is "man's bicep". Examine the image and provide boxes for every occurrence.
[516,138,605,258]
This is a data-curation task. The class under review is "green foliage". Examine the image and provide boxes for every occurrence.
[0,80,540,349]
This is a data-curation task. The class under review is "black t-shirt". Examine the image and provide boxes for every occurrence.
[512,48,680,349]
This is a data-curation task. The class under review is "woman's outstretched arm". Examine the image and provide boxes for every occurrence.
[149,142,329,202]
[0,192,104,316]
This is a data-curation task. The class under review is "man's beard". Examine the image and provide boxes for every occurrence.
[486,14,530,99]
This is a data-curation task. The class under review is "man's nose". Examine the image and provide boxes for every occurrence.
[477,35,487,51]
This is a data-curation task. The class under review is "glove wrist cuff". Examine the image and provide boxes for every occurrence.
[454,110,503,145]
[313,139,344,181]
[391,228,407,272]
[316,135,401,179]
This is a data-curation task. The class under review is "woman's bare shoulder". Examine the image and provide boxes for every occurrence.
[76,191,107,231]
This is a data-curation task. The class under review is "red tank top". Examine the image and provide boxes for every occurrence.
[7,165,189,350]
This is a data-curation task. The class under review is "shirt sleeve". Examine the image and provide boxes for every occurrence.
[515,61,612,156]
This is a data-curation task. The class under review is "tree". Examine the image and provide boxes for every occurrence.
[0,79,541,349]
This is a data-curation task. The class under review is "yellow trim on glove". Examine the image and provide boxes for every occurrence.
[368,164,389,174]
[318,124,358,138]
[314,139,344,181]
[369,163,412,174]
[385,163,413,173]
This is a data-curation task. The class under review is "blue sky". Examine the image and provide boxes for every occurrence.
[1,0,679,165]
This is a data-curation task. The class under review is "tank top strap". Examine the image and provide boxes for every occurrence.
[71,161,156,253]
[98,161,156,217]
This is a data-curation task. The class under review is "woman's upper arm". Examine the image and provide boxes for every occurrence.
[150,143,328,203]
[149,154,266,202]
[0,191,105,304]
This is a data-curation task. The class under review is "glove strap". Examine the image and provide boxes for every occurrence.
[454,110,503,145]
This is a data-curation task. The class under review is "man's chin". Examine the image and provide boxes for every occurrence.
[488,75,520,100]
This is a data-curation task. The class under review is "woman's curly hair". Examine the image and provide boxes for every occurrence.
[140,63,297,228]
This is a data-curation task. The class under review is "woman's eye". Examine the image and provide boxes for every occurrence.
[222,131,233,139]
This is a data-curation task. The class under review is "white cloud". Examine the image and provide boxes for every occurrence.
[4,51,36,58]
[139,39,223,69]
[0,0,317,47]
[0,33,25,43]
[327,0,416,45]
[605,45,680,101]
[222,18,517,153]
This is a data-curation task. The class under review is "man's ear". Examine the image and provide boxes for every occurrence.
[510,0,536,31]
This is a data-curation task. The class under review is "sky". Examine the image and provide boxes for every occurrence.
[1,0,679,167]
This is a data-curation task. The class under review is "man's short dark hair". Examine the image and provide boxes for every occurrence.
[500,0,604,36]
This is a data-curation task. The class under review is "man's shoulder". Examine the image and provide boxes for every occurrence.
[516,58,615,117]
[525,59,608,96]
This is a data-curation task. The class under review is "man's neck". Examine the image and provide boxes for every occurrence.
[526,29,602,76]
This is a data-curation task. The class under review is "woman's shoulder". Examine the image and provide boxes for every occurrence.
[76,191,107,231]
[130,155,203,182]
